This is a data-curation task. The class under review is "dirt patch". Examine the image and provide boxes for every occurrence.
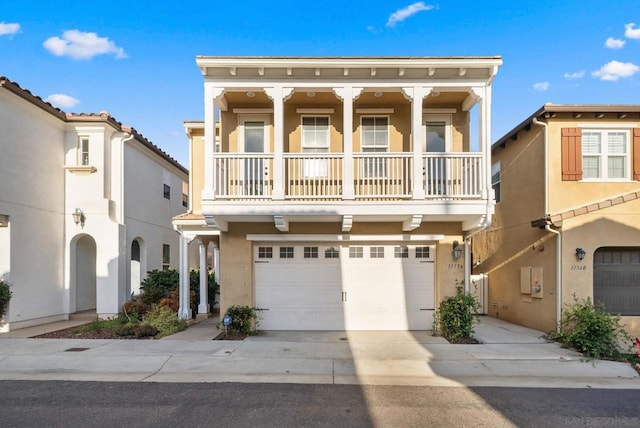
[213,332,247,341]
[33,325,150,340]
[448,337,481,344]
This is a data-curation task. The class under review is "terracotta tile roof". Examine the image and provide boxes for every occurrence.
[172,212,205,221]
[494,103,640,152]
[532,189,640,227]
[1,75,186,175]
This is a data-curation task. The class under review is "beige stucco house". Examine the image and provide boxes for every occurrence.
[0,76,188,331]
[472,104,640,338]
[173,56,502,330]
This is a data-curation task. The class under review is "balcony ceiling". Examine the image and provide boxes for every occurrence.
[222,89,468,108]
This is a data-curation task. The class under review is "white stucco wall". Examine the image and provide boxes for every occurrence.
[123,141,188,296]
[0,90,66,326]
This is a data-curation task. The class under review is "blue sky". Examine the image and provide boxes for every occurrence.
[2,1,640,166]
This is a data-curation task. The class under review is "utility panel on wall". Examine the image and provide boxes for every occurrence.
[520,266,543,299]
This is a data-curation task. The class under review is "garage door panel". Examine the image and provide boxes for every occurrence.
[254,243,434,330]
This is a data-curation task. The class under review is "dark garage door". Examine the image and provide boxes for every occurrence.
[594,247,640,316]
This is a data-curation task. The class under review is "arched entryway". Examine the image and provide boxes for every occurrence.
[75,235,97,312]
[130,238,145,296]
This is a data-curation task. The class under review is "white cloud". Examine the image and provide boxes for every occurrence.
[605,37,625,49]
[45,93,80,109]
[0,22,20,36]
[592,60,640,81]
[43,30,127,60]
[564,70,585,79]
[624,22,640,39]
[533,82,550,91]
[386,2,435,28]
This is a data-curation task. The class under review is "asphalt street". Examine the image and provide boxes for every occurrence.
[1,381,639,428]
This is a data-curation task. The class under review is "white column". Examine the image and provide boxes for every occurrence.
[265,86,293,200]
[213,245,220,285]
[334,87,360,200]
[203,84,216,200]
[178,235,192,320]
[402,87,431,200]
[198,241,209,316]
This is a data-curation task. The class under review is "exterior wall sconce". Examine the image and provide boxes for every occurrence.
[72,208,85,228]
[452,240,463,260]
[575,247,586,261]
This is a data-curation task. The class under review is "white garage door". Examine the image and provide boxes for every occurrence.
[254,243,435,330]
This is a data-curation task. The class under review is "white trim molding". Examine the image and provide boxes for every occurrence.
[232,108,274,114]
[296,108,335,114]
[356,108,395,114]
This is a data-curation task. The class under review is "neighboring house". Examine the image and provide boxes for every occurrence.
[0,76,188,331]
[472,104,640,338]
[173,56,502,330]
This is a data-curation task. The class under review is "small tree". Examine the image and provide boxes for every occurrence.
[433,284,480,343]
[0,278,11,318]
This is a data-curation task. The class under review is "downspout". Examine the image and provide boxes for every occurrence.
[532,117,562,333]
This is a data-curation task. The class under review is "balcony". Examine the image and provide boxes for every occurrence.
[210,152,483,202]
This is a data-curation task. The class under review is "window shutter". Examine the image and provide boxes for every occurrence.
[633,128,640,180]
[561,128,582,181]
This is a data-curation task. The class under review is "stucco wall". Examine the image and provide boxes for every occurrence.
[472,122,556,332]
[546,118,640,214]
[0,90,66,326]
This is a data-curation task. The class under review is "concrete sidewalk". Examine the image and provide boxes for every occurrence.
[0,316,638,388]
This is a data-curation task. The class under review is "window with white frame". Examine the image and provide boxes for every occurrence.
[78,137,90,165]
[302,116,330,177]
[394,246,409,258]
[361,117,389,177]
[582,130,629,180]
[280,247,294,259]
[304,246,319,258]
[492,161,501,203]
[370,246,384,258]
[349,246,364,258]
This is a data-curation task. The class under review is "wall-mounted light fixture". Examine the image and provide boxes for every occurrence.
[246,91,255,98]
[575,247,586,261]
[72,208,85,228]
[452,240,463,260]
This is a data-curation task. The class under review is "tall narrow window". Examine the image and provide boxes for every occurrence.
[163,184,171,200]
[79,137,89,165]
[492,161,501,203]
[302,117,330,177]
[582,130,629,180]
[361,117,389,177]
[162,244,170,270]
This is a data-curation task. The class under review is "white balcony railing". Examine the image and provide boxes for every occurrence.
[353,153,413,199]
[423,153,482,198]
[285,153,343,199]
[211,152,483,200]
[213,153,274,199]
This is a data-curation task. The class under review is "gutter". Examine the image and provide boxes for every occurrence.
[532,117,562,333]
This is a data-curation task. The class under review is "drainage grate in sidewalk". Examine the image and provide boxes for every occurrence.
[64,347,90,352]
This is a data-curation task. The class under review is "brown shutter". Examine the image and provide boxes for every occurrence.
[633,128,640,180]
[561,128,582,181]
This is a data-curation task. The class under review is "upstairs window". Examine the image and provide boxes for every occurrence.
[78,137,90,165]
[182,193,188,208]
[361,117,389,177]
[163,184,171,200]
[492,161,501,203]
[302,116,330,177]
[582,130,629,180]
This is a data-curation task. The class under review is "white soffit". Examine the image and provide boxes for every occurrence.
[246,234,444,242]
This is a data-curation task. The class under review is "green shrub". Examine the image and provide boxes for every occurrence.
[140,269,218,316]
[140,269,180,305]
[0,278,11,318]
[433,285,480,342]
[143,305,187,338]
[549,296,632,360]
[73,316,128,334]
[114,322,138,337]
[221,305,259,335]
